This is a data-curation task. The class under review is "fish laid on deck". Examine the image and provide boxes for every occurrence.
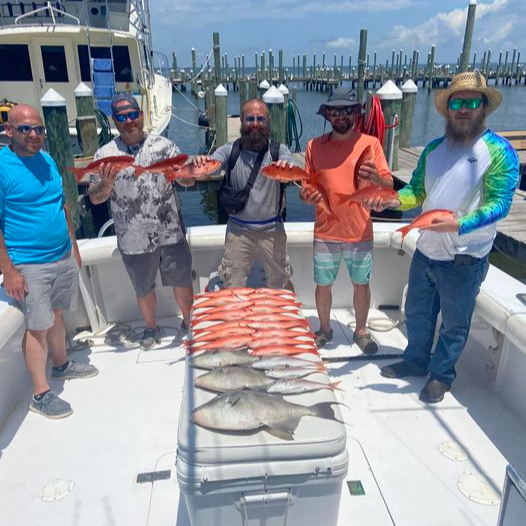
[191,390,343,438]
[194,366,341,394]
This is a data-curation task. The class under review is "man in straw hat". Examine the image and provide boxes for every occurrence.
[365,71,520,403]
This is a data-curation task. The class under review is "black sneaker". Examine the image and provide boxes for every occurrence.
[419,378,450,403]
[180,321,188,335]
[140,326,162,350]
[380,361,427,379]
[315,329,333,349]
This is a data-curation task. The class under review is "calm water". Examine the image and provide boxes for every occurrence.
[168,81,526,227]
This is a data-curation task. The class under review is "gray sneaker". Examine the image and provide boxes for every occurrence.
[140,326,162,350]
[51,360,99,380]
[30,391,73,419]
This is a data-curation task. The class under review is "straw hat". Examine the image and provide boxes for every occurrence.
[435,71,502,117]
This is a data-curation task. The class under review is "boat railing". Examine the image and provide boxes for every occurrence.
[11,1,79,25]
[496,465,526,526]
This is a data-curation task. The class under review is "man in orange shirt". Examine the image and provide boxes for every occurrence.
[300,88,393,352]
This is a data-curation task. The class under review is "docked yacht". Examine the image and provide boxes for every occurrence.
[0,222,525,525]
[0,0,172,135]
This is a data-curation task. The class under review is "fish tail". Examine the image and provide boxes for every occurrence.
[308,401,346,422]
[328,381,344,391]
[133,166,144,177]
[315,362,328,372]
[396,224,411,240]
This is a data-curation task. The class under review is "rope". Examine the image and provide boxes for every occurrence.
[286,98,303,152]
[185,48,214,84]
[172,82,202,112]
[171,112,210,130]
[360,96,386,145]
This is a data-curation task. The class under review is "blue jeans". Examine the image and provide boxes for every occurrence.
[403,250,489,385]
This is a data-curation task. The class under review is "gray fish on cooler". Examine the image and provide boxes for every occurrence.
[194,366,273,392]
[191,350,325,371]
[191,390,344,438]
[191,349,257,369]
[195,366,341,394]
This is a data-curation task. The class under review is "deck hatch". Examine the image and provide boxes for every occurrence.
[136,469,172,484]
[347,480,365,496]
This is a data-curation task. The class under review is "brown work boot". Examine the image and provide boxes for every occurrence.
[419,378,450,404]
[380,361,427,379]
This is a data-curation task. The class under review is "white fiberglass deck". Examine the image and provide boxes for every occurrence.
[1,308,525,526]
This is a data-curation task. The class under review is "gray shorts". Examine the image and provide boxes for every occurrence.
[16,250,79,331]
[121,240,193,297]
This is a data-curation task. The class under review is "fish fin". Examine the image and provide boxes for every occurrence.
[309,401,348,422]
[315,362,328,372]
[263,414,301,438]
[134,166,145,177]
[395,224,411,240]
[265,427,295,441]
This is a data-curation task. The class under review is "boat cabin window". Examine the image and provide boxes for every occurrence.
[41,45,69,82]
[78,45,133,83]
[0,44,33,81]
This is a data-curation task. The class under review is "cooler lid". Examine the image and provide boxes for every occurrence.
[177,356,348,469]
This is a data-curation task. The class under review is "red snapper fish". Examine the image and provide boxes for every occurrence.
[340,186,399,205]
[354,145,374,189]
[302,172,333,216]
[134,154,189,178]
[261,163,312,183]
[396,209,457,240]
[165,159,222,182]
[68,155,136,183]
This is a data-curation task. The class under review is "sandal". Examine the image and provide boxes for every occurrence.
[353,332,378,355]
[315,329,333,349]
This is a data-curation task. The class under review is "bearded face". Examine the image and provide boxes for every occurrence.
[445,90,487,145]
[240,119,271,152]
[325,106,359,135]
[446,110,486,144]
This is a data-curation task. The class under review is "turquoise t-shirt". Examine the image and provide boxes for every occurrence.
[0,147,71,265]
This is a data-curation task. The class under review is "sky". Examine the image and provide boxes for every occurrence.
[149,0,525,69]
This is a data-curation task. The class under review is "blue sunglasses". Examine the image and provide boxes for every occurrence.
[114,110,141,123]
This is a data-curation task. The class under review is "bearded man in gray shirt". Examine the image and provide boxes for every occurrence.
[194,99,296,290]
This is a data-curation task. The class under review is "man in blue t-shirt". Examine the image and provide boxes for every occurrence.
[0,104,98,419]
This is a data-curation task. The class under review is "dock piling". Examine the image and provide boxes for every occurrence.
[41,89,79,225]
[214,84,228,147]
[74,83,98,158]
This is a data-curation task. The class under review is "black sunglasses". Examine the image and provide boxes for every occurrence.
[13,124,46,135]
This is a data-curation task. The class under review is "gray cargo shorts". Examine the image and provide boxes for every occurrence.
[121,239,193,297]
[15,250,79,331]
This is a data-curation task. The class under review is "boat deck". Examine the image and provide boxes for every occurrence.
[1,309,525,526]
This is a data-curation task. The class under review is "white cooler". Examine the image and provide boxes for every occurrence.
[177,356,349,526]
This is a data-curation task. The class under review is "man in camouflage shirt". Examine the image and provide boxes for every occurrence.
[89,94,195,349]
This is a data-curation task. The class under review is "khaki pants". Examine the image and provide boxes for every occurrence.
[218,231,293,289]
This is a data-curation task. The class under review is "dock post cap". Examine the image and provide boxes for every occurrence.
[277,84,289,95]
[469,0,477,5]
[376,80,403,100]
[401,80,418,93]
[214,84,228,97]
[40,88,66,107]
[263,86,285,104]
[259,79,271,89]
[74,83,92,97]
